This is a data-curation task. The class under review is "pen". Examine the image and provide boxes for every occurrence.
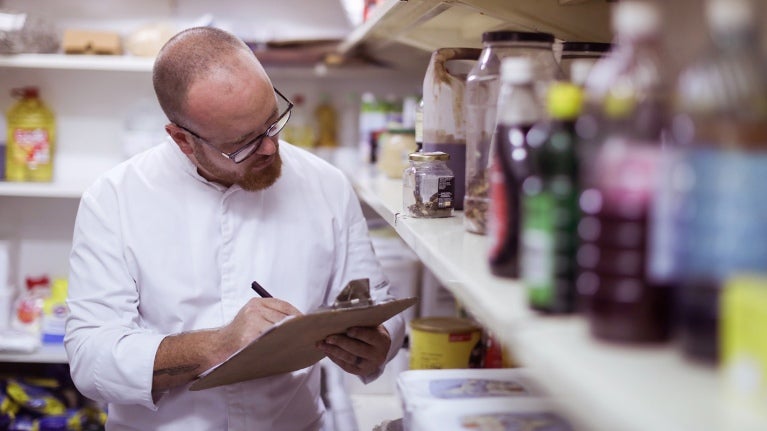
[251,281,273,298]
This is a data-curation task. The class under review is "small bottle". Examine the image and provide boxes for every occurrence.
[314,94,338,147]
[6,86,56,182]
[487,57,543,279]
[403,151,454,218]
[523,82,583,313]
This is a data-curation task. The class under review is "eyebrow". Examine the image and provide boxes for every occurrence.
[219,105,280,148]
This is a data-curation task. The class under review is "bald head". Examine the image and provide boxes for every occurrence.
[152,27,268,124]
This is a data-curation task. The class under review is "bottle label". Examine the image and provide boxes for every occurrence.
[13,127,51,168]
[522,192,555,305]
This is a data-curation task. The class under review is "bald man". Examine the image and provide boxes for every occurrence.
[65,27,405,430]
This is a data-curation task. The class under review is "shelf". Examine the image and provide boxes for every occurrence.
[351,169,767,431]
[339,0,611,56]
[0,343,68,364]
[0,53,404,79]
[0,154,122,198]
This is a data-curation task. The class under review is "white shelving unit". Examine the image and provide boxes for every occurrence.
[351,170,767,431]
[0,344,68,364]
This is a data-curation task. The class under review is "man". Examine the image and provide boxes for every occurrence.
[65,27,405,430]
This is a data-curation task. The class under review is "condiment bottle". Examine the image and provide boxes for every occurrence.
[422,47,481,211]
[523,82,583,313]
[403,151,454,218]
[672,0,767,363]
[576,0,672,343]
[487,57,543,279]
[464,31,561,235]
[5,86,56,182]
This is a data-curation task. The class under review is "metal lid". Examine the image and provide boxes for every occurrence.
[409,151,450,161]
[482,30,555,44]
[410,317,481,333]
[562,41,612,53]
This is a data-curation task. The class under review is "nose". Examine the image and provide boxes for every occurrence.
[256,135,279,156]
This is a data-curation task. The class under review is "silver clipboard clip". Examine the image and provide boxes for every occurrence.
[329,278,374,310]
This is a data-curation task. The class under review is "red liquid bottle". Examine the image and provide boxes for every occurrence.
[488,57,543,278]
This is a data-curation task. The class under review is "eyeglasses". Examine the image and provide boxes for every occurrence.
[176,87,293,164]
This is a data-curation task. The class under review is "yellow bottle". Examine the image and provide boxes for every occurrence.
[6,87,56,182]
[314,95,338,147]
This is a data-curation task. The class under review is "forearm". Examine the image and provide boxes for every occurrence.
[152,328,234,396]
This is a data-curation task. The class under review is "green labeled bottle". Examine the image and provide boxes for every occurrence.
[6,87,56,182]
[522,82,583,313]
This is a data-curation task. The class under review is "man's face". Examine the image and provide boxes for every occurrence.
[175,52,287,191]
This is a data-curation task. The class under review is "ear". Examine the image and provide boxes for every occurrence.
[166,123,194,155]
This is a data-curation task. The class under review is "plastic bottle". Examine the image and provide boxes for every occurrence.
[487,57,543,279]
[523,82,583,313]
[5,87,56,182]
[464,31,562,234]
[41,278,68,344]
[576,1,672,342]
[672,0,767,363]
[314,94,338,148]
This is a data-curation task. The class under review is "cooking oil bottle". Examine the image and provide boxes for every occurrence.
[6,86,56,182]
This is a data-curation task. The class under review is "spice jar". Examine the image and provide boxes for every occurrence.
[403,151,454,218]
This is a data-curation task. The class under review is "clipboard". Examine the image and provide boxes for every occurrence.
[189,296,417,391]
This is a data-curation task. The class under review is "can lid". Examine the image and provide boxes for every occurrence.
[562,41,612,53]
[482,30,555,44]
[409,151,449,161]
[410,317,482,333]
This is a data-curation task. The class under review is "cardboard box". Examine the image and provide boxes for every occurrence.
[63,29,122,55]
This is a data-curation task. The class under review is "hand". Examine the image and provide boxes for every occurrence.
[219,298,301,356]
[317,325,391,377]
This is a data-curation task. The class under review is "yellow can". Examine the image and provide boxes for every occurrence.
[409,317,482,369]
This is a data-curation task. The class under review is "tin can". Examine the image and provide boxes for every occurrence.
[409,317,482,369]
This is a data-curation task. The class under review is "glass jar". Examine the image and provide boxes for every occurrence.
[377,129,417,179]
[464,31,562,235]
[403,151,454,218]
[559,41,612,83]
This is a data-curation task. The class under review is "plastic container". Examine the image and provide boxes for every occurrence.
[377,129,417,178]
[522,82,584,313]
[403,151,454,218]
[422,47,481,211]
[397,368,546,431]
[487,57,543,279]
[5,87,56,182]
[576,1,672,343]
[672,0,767,363]
[408,317,482,370]
[464,31,561,234]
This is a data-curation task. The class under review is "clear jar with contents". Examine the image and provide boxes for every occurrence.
[403,151,454,218]
[559,41,612,83]
[464,31,562,235]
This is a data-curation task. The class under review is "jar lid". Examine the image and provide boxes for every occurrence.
[409,151,449,161]
[482,30,555,44]
[562,41,612,53]
[410,317,481,333]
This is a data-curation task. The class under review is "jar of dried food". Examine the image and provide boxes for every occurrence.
[403,151,454,218]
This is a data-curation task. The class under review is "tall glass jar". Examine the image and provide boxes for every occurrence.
[464,31,562,235]
[403,151,454,218]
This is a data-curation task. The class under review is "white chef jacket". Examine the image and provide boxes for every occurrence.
[65,139,405,431]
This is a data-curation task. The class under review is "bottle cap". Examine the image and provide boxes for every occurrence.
[500,57,533,84]
[562,41,612,54]
[569,59,594,87]
[547,82,584,120]
[706,0,753,34]
[612,1,661,38]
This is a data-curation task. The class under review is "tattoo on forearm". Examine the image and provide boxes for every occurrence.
[154,364,200,376]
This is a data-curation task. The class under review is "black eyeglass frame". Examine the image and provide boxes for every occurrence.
[175,87,294,164]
